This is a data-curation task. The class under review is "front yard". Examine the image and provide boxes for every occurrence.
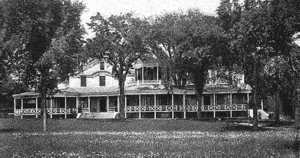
[0,118,299,157]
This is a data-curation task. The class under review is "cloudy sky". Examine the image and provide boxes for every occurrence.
[81,0,221,37]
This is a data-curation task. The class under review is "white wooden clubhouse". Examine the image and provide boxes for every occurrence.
[13,60,251,119]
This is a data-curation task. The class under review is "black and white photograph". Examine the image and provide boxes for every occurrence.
[0,0,300,157]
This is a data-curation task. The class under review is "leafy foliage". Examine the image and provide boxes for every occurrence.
[1,0,85,130]
[217,0,300,126]
[149,9,225,89]
[148,9,227,118]
[86,13,150,118]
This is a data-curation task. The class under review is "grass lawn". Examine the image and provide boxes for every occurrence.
[0,118,299,157]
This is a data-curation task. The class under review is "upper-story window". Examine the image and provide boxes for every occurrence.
[81,76,86,87]
[100,62,105,70]
[100,76,105,86]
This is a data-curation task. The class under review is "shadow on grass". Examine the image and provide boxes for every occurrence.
[273,137,300,155]
[79,118,131,122]
[266,121,295,127]
[221,125,270,132]
[0,128,21,133]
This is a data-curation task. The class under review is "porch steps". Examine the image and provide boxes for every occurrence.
[79,112,119,119]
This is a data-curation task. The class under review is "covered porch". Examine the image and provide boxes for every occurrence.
[124,88,250,119]
[12,86,251,119]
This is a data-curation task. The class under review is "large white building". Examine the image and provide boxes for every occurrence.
[13,59,251,119]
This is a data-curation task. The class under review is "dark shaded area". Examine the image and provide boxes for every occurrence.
[273,135,300,156]
[221,124,270,132]
[0,128,21,133]
[0,118,228,132]
[266,121,295,127]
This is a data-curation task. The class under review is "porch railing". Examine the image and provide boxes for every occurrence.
[125,104,247,112]
[15,108,75,116]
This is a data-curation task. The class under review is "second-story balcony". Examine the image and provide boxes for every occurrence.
[133,64,162,86]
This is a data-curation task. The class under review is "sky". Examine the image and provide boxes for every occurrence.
[81,0,221,37]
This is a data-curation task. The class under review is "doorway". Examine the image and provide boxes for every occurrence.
[99,98,107,112]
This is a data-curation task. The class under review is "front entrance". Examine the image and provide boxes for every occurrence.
[90,97,107,112]
[99,98,107,112]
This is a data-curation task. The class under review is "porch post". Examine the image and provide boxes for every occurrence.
[183,93,186,119]
[88,96,91,112]
[230,93,233,118]
[107,96,109,112]
[213,93,216,118]
[247,93,250,118]
[50,97,53,119]
[35,98,38,118]
[139,94,141,119]
[76,96,79,111]
[14,98,16,117]
[21,98,23,119]
[142,66,144,84]
[124,95,127,118]
[172,94,174,119]
[65,96,67,119]
[156,63,159,82]
[117,96,120,113]
[136,69,139,84]
[247,93,250,104]
[154,94,157,119]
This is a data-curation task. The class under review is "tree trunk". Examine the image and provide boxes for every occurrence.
[118,78,125,119]
[197,93,202,119]
[296,106,300,129]
[40,86,47,132]
[252,53,258,131]
[253,87,258,131]
[275,91,280,124]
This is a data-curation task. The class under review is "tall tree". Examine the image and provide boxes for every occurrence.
[149,9,226,118]
[148,12,192,89]
[217,0,300,129]
[1,0,85,131]
[86,13,150,118]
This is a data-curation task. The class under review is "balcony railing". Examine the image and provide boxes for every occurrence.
[127,80,162,86]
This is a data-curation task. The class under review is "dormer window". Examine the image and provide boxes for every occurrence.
[100,62,105,70]
[81,76,86,87]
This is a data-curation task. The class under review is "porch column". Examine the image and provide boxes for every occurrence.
[13,98,16,117]
[124,95,127,118]
[247,93,250,104]
[35,98,38,118]
[21,98,23,119]
[154,94,157,119]
[183,94,186,119]
[230,93,233,118]
[88,97,91,112]
[139,94,141,119]
[50,97,53,118]
[107,96,109,112]
[76,96,79,111]
[142,66,144,84]
[156,64,159,82]
[65,96,67,119]
[136,69,139,86]
[172,94,174,119]
[117,96,120,113]
[213,93,216,118]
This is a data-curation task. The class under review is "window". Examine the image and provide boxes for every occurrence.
[81,76,86,87]
[100,76,105,86]
[100,62,105,70]
[232,94,247,104]
[203,95,211,105]
[216,94,230,105]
